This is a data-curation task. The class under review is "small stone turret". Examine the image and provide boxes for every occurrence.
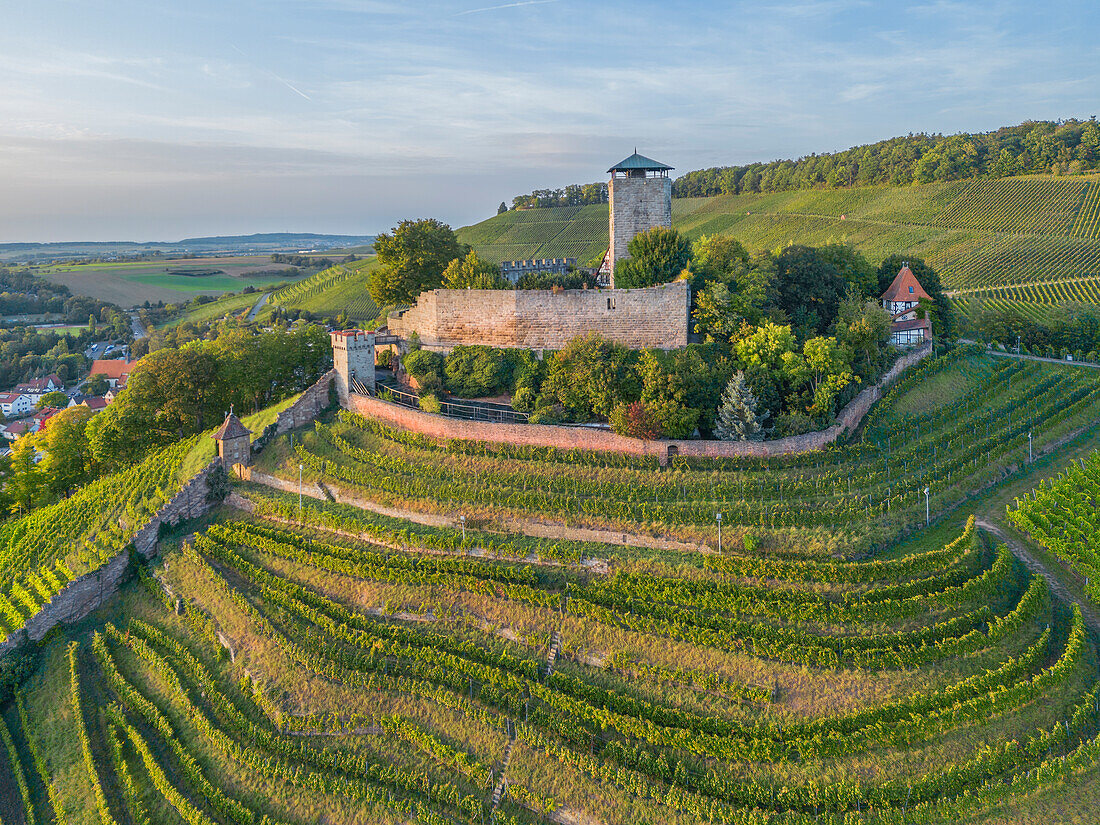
[331,329,376,403]
[212,411,252,468]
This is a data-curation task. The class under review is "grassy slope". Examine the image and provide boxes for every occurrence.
[457,176,1100,316]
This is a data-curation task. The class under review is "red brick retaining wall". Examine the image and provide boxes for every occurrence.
[348,342,932,463]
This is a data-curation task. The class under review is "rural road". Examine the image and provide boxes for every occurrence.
[128,311,146,339]
[976,518,1100,634]
[246,292,270,323]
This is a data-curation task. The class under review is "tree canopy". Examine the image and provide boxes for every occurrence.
[614,227,692,289]
[368,219,467,305]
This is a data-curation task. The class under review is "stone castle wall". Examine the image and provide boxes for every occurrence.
[609,175,672,282]
[346,342,932,464]
[388,281,690,352]
[275,370,335,433]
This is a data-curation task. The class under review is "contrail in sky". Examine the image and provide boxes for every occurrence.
[454,0,557,16]
[229,43,312,101]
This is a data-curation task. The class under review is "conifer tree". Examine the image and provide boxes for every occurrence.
[714,370,768,441]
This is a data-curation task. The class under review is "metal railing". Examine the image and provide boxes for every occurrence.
[353,378,530,424]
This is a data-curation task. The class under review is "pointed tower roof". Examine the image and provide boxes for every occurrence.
[608,152,673,173]
[880,265,931,303]
[212,411,251,441]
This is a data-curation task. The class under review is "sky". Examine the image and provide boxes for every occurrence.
[1,0,1098,242]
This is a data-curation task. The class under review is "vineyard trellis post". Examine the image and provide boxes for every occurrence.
[716,512,722,553]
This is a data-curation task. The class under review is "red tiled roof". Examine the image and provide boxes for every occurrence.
[89,359,134,380]
[881,266,931,303]
[81,397,109,411]
[0,392,23,403]
[212,413,252,441]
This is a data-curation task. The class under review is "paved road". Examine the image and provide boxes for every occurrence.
[246,292,270,323]
[128,311,146,339]
[976,518,1100,634]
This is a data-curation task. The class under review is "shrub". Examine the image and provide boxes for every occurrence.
[418,394,442,414]
[610,400,665,440]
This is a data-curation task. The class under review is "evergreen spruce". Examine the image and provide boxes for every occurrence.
[715,370,768,441]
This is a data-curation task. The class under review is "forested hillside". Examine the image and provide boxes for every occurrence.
[674,120,1100,196]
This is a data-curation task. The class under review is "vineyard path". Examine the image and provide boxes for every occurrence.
[975,517,1100,634]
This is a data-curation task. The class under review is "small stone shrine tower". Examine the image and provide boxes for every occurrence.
[331,329,376,403]
[212,410,252,468]
[608,151,673,287]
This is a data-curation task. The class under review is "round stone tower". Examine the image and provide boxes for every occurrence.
[608,151,673,287]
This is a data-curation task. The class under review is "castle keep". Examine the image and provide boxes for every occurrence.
[607,152,673,286]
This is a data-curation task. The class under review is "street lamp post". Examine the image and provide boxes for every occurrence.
[716,512,723,553]
[924,486,930,527]
[298,463,303,522]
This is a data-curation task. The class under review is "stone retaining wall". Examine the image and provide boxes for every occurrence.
[0,458,224,655]
[348,342,933,463]
[275,371,335,434]
[0,373,339,659]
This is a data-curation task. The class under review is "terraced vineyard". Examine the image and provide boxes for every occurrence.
[6,349,1100,824]
[1009,449,1100,605]
[266,258,380,322]
[10,485,1100,824]
[0,438,197,645]
[457,176,1100,316]
[265,350,1100,556]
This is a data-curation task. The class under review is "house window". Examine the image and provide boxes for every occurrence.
[908,286,914,294]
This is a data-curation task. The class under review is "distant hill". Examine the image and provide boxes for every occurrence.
[175,232,376,248]
[457,175,1100,322]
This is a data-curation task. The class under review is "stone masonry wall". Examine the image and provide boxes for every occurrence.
[609,175,672,282]
[0,457,223,654]
[0,371,340,658]
[347,342,933,464]
[275,371,335,434]
[388,281,690,352]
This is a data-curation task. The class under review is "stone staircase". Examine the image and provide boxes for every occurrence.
[488,725,516,821]
[542,629,562,683]
[316,480,336,502]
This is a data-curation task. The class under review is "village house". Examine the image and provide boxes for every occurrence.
[14,373,63,396]
[0,392,35,418]
[881,264,933,347]
[88,358,134,389]
[1,406,63,442]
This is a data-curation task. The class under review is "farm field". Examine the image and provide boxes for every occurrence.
[457,176,1100,318]
[35,256,306,306]
[6,349,1100,824]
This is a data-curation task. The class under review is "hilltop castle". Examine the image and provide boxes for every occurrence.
[386,151,687,353]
